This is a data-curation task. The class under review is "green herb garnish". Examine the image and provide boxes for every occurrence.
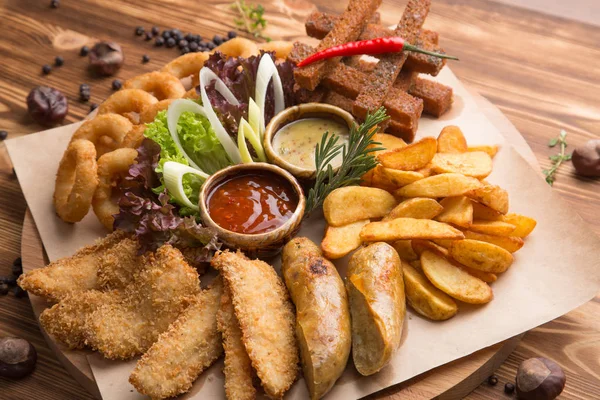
[542,129,572,186]
[305,107,388,215]
[231,0,271,42]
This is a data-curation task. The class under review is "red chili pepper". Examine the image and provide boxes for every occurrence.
[296,37,459,68]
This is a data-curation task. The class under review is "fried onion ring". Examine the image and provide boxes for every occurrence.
[123,72,186,100]
[54,139,99,223]
[92,148,138,230]
[71,113,133,157]
[212,37,259,59]
[121,125,146,149]
[182,87,199,100]
[139,99,175,123]
[161,52,209,81]
[97,89,158,124]
[257,41,294,60]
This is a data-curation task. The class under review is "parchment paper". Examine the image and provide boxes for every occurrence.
[6,68,600,400]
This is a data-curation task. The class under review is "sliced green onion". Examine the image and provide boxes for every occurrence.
[245,99,266,161]
[255,54,285,135]
[248,98,261,138]
[199,67,242,164]
[166,99,207,171]
[237,118,254,164]
[163,161,208,210]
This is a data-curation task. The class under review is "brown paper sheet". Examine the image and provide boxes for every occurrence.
[6,68,600,400]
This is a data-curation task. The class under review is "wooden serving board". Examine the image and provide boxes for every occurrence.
[20,92,536,400]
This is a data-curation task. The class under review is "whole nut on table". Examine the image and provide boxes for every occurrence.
[516,357,566,400]
[0,337,37,379]
[572,139,600,178]
[89,41,124,76]
[26,86,68,126]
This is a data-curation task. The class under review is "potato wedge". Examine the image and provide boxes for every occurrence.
[462,230,524,253]
[403,262,457,321]
[437,126,468,153]
[361,218,465,242]
[378,137,437,171]
[321,220,370,259]
[471,201,502,221]
[369,165,400,192]
[432,239,454,249]
[501,213,537,237]
[430,152,493,179]
[468,145,499,158]
[411,239,449,258]
[323,187,396,227]
[465,184,509,214]
[347,243,405,376]
[421,250,493,304]
[410,260,422,271]
[416,164,434,177]
[469,220,517,236]
[381,168,424,187]
[392,240,418,262]
[369,133,407,157]
[395,173,482,198]
[383,198,443,221]
[458,265,498,283]
[436,196,473,228]
[449,239,514,273]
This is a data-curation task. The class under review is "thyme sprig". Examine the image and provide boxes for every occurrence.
[305,107,389,215]
[231,0,271,42]
[543,129,572,186]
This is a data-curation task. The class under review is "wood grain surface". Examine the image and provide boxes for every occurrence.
[0,0,599,399]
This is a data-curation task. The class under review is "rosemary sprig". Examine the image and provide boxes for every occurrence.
[542,129,572,186]
[231,0,271,42]
[305,107,388,215]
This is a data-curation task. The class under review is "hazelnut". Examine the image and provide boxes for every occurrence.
[516,357,565,400]
[572,139,600,177]
[26,86,68,126]
[89,41,124,76]
[0,337,37,379]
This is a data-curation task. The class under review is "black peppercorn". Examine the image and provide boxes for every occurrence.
[11,258,22,277]
[151,26,160,35]
[79,83,90,93]
[111,79,122,90]
[228,31,237,39]
[178,40,188,49]
[194,34,202,42]
[89,103,98,112]
[26,86,68,126]
[180,47,190,55]
[155,37,164,47]
[142,54,150,63]
[0,283,8,295]
[206,42,216,50]
[189,41,198,51]
[135,26,144,36]
[54,56,64,66]
[144,32,153,41]
[80,45,90,56]
[171,28,181,36]
[185,33,195,42]
[504,382,515,394]
[0,276,17,286]
[0,131,7,141]
[488,375,498,386]
[13,257,22,267]
[42,64,52,75]
[14,286,27,298]
[162,30,172,39]
[50,0,60,8]
[166,38,176,48]
[213,34,224,45]
[79,91,90,102]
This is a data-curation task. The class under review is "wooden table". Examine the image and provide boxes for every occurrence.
[0,0,598,399]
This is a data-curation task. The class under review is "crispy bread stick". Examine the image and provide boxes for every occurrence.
[305,11,380,38]
[409,76,453,117]
[130,278,223,400]
[294,0,382,90]
[353,0,431,119]
[217,284,256,400]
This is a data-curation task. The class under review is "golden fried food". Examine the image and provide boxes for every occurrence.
[217,283,256,400]
[212,37,259,59]
[211,250,298,399]
[54,139,99,223]
[323,186,396,227]
[403,261,457,321]
[123,72,186,100]
[161,52,209,81]
[139,99,175,124]
[257,40,294,59]
[347,242,405,376]
[130,278,223,400]
[96,236,143,290]
[321,219,369,259]
[282,238,351,400]
[40,245,200,359]
[18,230,128,301]
[97,89,158,124]
[121,124,146,149]
[92,148,138,230]
[71,114,133,157]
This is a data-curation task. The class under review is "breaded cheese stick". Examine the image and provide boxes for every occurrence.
[211,250,298,399]
[130,277,223,399]
[217,283,256,400]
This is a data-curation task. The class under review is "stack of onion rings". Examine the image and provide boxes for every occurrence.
[71,114,133,157]
[98,89,158,124]
[123,72,186,100]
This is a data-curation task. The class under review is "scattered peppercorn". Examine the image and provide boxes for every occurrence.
[42,64,52,75]
[80,45,90,56]
[0,276,17,286]
[0,283,8,295]
[162,30,172,39]
[213,34,224,45]
[228,31,237,39]
[144,32,154,41]
[177,39,188,49]
[189,41,198,51]
[111,79,122,90]
[135,26,144,36]
[142,54,150,63]
[89,103,98,112]
[207,42,216,50]
[0,131,7,141]
[12,258,23,277]
[54,56,64,67]
[166,38,176,48]
[488,375,498,386]
[194,34,202,42]
[14,286,27,298]
[50,0,60,9]
[180,47,190,55]
[26,86,68,125]
[155,37,165,47]
[505,382,515,394]
[151,26,160,35]
[185,33,195,42]
[79,91,90,102]
[79,83,90,92]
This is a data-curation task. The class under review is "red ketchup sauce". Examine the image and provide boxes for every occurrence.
[207,172,299,234]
